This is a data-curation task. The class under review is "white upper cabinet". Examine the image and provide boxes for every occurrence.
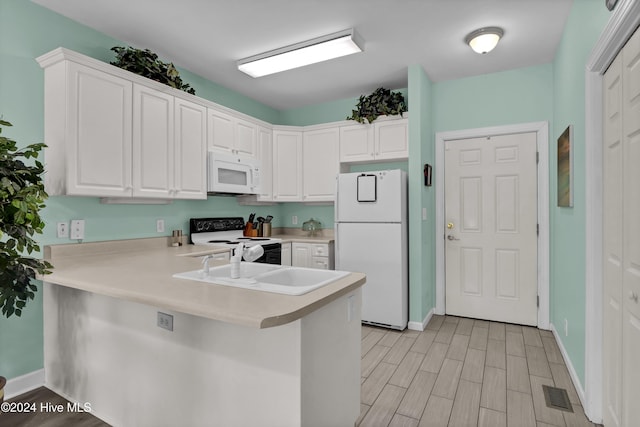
[46,61,133,197]
[207,108,257,157]
[339,125,373,163]
[257,126,274,201]
[133,84,174,198]
[132,84,208,200]
[375,119,409,160]
[38,48,208,200]
[302,128,340,202]
[272,130,303,201]
[339,117,408,163]
[173,98,207,199]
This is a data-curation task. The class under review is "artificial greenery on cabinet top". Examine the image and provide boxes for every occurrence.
[0,120,52,318]
[110,46,196,95]
[347,87,407,124]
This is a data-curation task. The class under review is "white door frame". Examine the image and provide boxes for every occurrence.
[435,121,550,329]
[584,0,640,422]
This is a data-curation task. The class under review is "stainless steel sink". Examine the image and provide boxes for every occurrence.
[173,263,349,295]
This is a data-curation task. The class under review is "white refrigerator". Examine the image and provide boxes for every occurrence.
[335,169,408,330]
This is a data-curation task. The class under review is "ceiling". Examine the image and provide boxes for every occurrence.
[33,0,574,111]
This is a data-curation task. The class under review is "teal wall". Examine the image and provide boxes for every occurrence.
[550,0,610,386]
[407,65,434,323]
[0,0,282,380]
[432,64,554,132]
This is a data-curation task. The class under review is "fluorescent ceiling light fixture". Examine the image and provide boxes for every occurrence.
[237,29,363,78]
[465,27,504,54]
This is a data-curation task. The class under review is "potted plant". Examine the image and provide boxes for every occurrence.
[0,119,52,318]
[346,87,407,124]
[110,46,196,95]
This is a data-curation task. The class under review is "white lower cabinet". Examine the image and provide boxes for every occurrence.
[280,242,292,266]
[291,242,334,270]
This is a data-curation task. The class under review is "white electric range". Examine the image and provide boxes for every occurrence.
[189,217,282,264]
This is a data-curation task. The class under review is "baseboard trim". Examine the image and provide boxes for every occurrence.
[550,324,588,412]
[408,308,434,331]
[5,369,45,400]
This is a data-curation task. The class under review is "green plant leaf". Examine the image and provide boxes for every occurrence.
[0,120,52,318]
[346,87,407,124]
[110,46,196,96]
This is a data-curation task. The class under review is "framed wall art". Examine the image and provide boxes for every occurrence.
[557,125,573,207]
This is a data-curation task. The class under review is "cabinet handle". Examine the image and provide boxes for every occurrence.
[630,291,639,303]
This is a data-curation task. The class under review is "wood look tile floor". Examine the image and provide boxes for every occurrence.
[4,315,600,427]
[358,315,601,427]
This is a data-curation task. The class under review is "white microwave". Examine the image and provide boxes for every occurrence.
[207,151,260,195]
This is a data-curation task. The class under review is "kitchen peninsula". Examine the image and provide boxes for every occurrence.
[42,238,365,427]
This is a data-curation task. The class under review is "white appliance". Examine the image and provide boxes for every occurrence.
[189,217,282,264]
[335,169,408,330]
[207,152,260,195]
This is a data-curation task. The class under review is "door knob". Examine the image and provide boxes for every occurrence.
[447,222,454,229]
[447,235,459,241]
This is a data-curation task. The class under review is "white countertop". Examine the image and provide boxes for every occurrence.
[42,237,363,329]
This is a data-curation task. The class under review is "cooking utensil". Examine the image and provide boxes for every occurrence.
[265,215,273,223]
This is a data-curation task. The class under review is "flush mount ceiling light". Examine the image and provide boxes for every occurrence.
[464,27,504,54]
[237,28,363,78]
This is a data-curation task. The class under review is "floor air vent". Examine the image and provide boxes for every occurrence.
[542,385,573,412]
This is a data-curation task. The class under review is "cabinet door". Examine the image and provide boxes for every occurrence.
[375,119,408,160]
[311,257,329,270]
[292,243,311,267]
[207,108,235,153]
[235,118,257,157]
[174,98,207,199]
[339,125,374,163]
[303,128,339,202]
[257,126,273,201]
[273,130,303,201]
[66,62,132,196]
[132,84,174,198]
[281,243,292,266]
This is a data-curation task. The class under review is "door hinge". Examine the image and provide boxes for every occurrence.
[537,223,539,236]
[537,295,540,308]
[536,151,539,164]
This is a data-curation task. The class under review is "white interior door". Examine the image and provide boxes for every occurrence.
[445,132,538,325]
[604,25,640,427]
[603,49,623,427]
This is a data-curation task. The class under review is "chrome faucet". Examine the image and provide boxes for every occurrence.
[201,254,215,275]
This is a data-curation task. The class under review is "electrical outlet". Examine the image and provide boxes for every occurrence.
[292,215,298,225]
[564,318,569,336]
[156,219,165,233]
[422,207,427,221]
[157,312,173,331]
[70,219,85,240]
[57,222,69,238]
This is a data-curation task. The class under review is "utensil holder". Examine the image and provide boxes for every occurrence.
[262,223,272,237]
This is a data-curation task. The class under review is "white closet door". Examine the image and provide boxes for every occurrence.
[621,26,640,427]
[603,25,640,427]
[603,51,623,427]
